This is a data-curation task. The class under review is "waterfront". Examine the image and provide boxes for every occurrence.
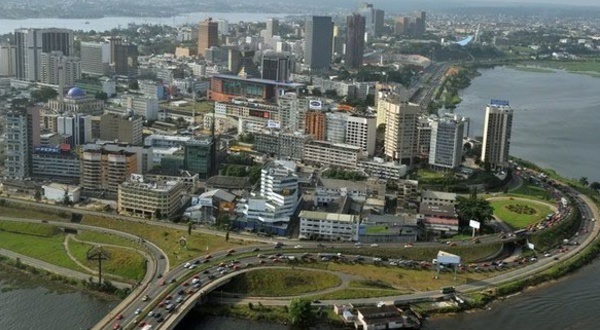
[0,267,118,330]
[454,66,600,183]
[0,12,295,34]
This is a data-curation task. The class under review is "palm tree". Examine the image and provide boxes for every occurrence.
[456,189,494,229]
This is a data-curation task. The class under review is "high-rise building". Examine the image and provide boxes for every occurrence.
[40,51,81,86]
[266,18,279,43]
[482,101,513,169]
[346,115,376,156]
[326,111,349,144]
[345,14,366,69]
[216,19,229,36]
[81,147,138,193]
[80,41,110,76]
[0,44,16,76]
[429,114,465,170]
[99,113,143,145]
[198,18,219,56]
[382,96,420,164]
[415,11,427,37]
[394,16,410,35]
[57,113,92,147]
[305,110,326,140]
[3,107,40,179]
[304,16,333,72]
[107,36,132,76]
[118,178,184,219]
[261,52,291,82]
[374,9,385,37]
[359,3,384,38]
[278,92,309,131]
[184,137,215,179]
[14,28,73,81]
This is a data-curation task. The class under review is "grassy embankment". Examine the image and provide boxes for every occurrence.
[510,183,554,202]
[81,215,250,267]
[68,240,146,282]
[527,60,600,76]
[490,199,553,230]
[222,269,341,296]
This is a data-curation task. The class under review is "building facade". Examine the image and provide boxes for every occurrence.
[80,147,138,193]
[299,211,360,241]
[305,110,326,140]
[429,114,465,170]
[80,41,110,76]
[345,14,366,69]
[184,138,214,179]
[304,16,333,72]
[303,141,361,170]
[118,178,184,219]
[253,130,310,160]
[198,18,219,56]
[382,97,420,165]
[99,113,143,145]
[346,115,376,156]
[326,111,349,144]
[0,44,16,76]
[3,107,40,179]
[31,147,80,183]
[482,101,513,169]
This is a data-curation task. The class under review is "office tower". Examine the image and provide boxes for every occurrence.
[14,28,74,81]
[304,16,333,72]
[3,107,40,179]
[40,51,81,86]
[237,50,261,79]
[184,137,214,179]
[198,18,219,56]
[346,115,376,156]
[107,36,132,76]
[216,19,229,36]
[278,92,309,131]
[345,14,366,69]
[429,114,465,170]
[359,3,384,38]
[99,113,143,145]
[482,100,513,169]
[261,52,291,81]
[0,44,16,76]
[80,41,110,76]
[374,9,385,37]
[305,110,326,140]
[326,111,348,144]
[382,97,420,165]
[266,18,279,43]
[228,48,241,74]
[394,16,410,35]
[57,113,92,147]
[415,11,426,37]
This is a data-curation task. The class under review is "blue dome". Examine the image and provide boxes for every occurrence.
[67,87,86,98]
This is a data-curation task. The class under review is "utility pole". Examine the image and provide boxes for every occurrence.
[87,246,111,285]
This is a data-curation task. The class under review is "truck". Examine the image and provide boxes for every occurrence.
[441,286,456,294]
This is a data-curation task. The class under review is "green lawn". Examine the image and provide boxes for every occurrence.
[531,60,600,73]
[417,169,446,180]
[366,225,389,234]
[510,183,553,201]
[222,268,342,296]
[0,230,86,272]
[77,231,142,249]
[0,221,60,237]
[67,240,146,282]
[490,199,553,230]
[0,206,69,221]
[81,215,249,266]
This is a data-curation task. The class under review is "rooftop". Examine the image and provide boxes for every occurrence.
[319,178,367,192]
[299,211,359,223]
[213,74,305,88]
[200,189,236,203]
[421,190,457,201]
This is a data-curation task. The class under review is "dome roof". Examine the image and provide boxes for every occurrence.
[66,87,86,98]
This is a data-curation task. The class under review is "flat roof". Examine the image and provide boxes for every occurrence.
[213,74,305,88]
[422,190,457,201]
[299,210,358,223]
[319,178,367,192]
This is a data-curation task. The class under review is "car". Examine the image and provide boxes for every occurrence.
[312,299,321,303]
[135,308,142,315]
[205,254,212,259]
[154,312,162,319]
[373,257,382,262]
[193,259,201,265]
[176,296,184,303]
[157,317,164,323]
[252,248,260,252]
[208,274,215,279]
[228,249,236,253]
[390,262,398,266]
[159,255,165,259]
[232,259,240,264]
[157,273,163,278]
[544,252,552,257]
[193,282,201,289]
[138,321,146,327]
[169,278,176,284]
[148,311,154,317]
[158,302,164,308]
[257,254,266,258]
[259,260,266,264]
[113,323,121,330]
[178,289,185,295]
[370,243,379,247]
[189,264,197,269]
[116,314,123,320]
[554,256,560,260]
[142,294,150,301]
[294,245,303,249]
[183,281,189,286]
[183,262,191,268]
[166,295,173,300]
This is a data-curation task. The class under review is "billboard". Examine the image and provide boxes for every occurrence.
[191,196,213,207]
[469,220,481,229]
[267,120,281,129]
[437,251,461,265]
[249,109,270,119]
[309,100,323,110]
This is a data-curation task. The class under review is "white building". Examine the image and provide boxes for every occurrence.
[429,114,465,170]
[56,113,92,146]
[382,97,420,165]
[80,41,110,76]
[42,183,81,203]
[40,51,81,86]
[278,92,308,131]
[124,95,159,120]
[118,177,185,219]
[303,141,362,170]
[421,190,457,206]
[346,115,376,156]
[0,44,16,76]
[358,157,407,180]
[3,107,39,180]
[139,80,165,100]
[326,111,348,144]
[299,211,360,241]
[482,101,513,169]
[144,134,192,148]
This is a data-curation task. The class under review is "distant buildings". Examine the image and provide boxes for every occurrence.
[261,52,291,82]
[3,107,40,180]
[303,140,362,170]
[80,41,110,76]
[14,28,74,81]
[395,11,427,37]
[0,44,16,76]
[359,3,385,38]
[47,87,104,114]
[305,110,327,140]
[304,16,333,73]
[99,113,143,145]
[381,96,420,165]
[40,51,81,86]
[299,211,360,241]
[81,146,138,194]
[56,113,92,146]
[183,137,215,179]
[482,100,513,169]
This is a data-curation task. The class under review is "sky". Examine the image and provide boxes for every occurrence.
[464,0,600,5]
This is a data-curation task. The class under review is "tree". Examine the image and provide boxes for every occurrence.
[579,177,589,187]
[591,182,600,192]
[31,87,58,102]
[288,298,313,327]
[34,189,42,201]
[311,89,322,96]
[225,231,230,242]
[62,189,70,206]
[455,189,494,228]
[95,91,108,100]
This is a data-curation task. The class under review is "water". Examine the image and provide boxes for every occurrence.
[0,12,295,35]
[0,267,118,330]
[176,316,288,330]
[453,66,600,183]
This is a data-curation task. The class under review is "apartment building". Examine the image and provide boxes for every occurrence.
[299,211,360,241]
[303,141,362,170]
[118,178,184,219]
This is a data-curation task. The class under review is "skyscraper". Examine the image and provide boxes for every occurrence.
[261,52,291,82]
[80,41,110,76]
[346,115,376,156]
[57,113,92,147]
[3,106,40,179]
[304,16,333,72]
[482,100,513,169]
[184,137,215,179]
[359,3,384,38]
[415,11,427,37]
[429,114,465,170]
[14,28,73,81]
[0,44,16,76]
[198,18,219,57]
[394,16,410,35]
[382,96,420,165]
[266,18,279,43]
[345,14,366,69]
[40,51,81,86]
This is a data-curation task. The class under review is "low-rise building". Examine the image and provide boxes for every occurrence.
[42,183,81,203]
[253,130,309,160]
[303,141,361,170]
[118,177,185,219]
[299,211,360,241]
[356,305,406,330]
[421,190,457,206]
[31,146,80,183]
[358,157,407,180]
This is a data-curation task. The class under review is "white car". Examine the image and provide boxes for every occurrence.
[544,253,552,257]
[134,308,142,315]
[183,262,191,268]
[148,310,154,317]
[370,243,379,247]
[294,245,303,249]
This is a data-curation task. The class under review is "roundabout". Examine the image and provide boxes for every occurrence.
[488,197,556,230]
